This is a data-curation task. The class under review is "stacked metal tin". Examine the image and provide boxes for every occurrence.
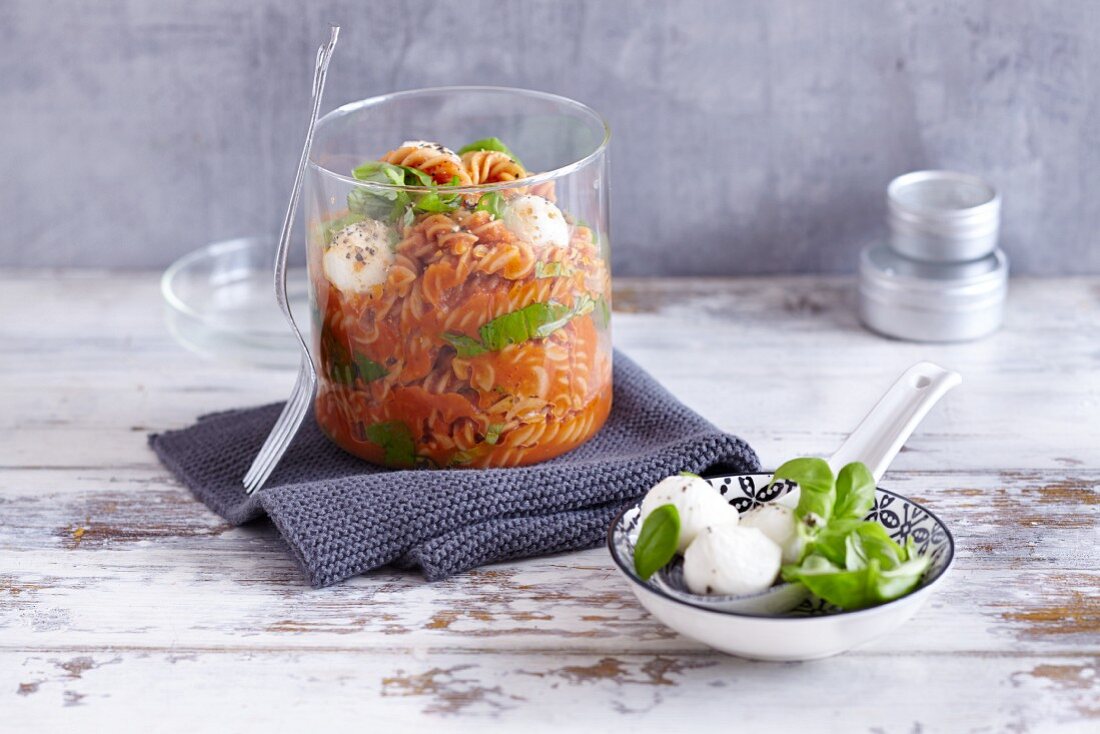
[859,170,1008,342]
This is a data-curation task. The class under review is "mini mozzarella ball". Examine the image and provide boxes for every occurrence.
[740,503,803,564]
[400,140,460,160]
[502,194,570,249]
[640,475,739,553]
[322,219,394,295]
[683,525,782,596]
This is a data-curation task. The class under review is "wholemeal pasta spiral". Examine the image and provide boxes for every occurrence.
[461,150,527,184]
[382,144,473,186]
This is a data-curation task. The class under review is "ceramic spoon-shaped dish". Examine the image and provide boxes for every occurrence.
[607,362,961,660]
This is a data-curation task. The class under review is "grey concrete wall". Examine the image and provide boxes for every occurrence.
[2,0,1097,275]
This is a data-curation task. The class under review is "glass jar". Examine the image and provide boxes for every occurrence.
[305,87,612,469]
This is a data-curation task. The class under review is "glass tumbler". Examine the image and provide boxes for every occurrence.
[305,87,612,468]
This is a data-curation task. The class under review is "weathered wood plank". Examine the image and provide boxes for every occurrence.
[2,551,1096,656]
[3,649,1097,732]
[3,469,1095,570]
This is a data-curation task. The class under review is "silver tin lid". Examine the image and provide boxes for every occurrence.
[887,170,1001,263]
[859,244,1008,342]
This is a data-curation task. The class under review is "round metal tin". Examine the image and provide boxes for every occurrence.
[859,244,1008,342]
[887,170,1000,262]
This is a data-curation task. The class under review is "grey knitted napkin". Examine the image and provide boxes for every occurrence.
[150,351,758,587]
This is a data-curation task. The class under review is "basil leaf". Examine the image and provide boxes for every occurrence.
[485,423,504,445]
[783,555,882,610]
[852,522,905,569]
[323,331,387,385]
[803,518,864,566]
[593,296,611,330]
[874,554,931,601]
[320,212,366,246]
[770,457,835,526]
[476,191,506,220]
[443,299,593,357]
[414,191,460,213]
[353,353,387,383]
[395,164,434,187]
[441,332,488,358]
[634,504,680,580]
[348,186,400,221]
[457,137,523,167]
[534,261,576,279]
[349,161,445,223]
[782,534,930,610]
[481,301,573,349]
[834,462,876,520]
[363,420,417,467]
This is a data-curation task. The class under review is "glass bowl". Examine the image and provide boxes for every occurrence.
[306,86,612,468]
[161,236,309,368]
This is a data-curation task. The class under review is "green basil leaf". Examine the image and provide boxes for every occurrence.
[534,261,575,279]
[352,161,400,184]
[476,191,506,220]
[571,293,596,318]
[347,187,396,221]
[396,165,434,187]
[349,162,437,223]
[485,423,505,446]
[321,212,366,245]
[481,301,573,350]
[414,191,460,213]
[443,298,596,357]
[784,555,882,610]
[770,457,835,526]
[363,420,417,467]
[329,363,355,385]
[323,330,387,385]
[803,518,864,566]
[634,504,680,580]
[845,531,869,570]
[593,296,611,330]
[852,522,905,569]
[873,554,930,601]
[783,540,930,610]
[834,462,876,520]
[441,332,489,358]
[353,353,387,383]
[457,137,523,167]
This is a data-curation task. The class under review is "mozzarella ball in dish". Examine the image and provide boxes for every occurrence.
[683,525,782,596]
[322,219,394,295]
[740,503,803,564]
[502,194,570,249]
[639,475,739,553]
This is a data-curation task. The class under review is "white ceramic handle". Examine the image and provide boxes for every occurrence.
[827,362,962,482]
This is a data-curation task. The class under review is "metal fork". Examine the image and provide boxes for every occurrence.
[243,25,340,494]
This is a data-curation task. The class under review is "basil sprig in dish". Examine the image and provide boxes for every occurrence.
[772,458,930,610]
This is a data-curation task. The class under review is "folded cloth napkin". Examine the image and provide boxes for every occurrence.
[150,351,759,587]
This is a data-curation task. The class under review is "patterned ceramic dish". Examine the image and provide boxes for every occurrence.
[607,473,955,661]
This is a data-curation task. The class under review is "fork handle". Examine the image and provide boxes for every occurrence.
[273,25,340,375]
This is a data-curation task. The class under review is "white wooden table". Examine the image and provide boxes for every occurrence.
[2,273,1097,732]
